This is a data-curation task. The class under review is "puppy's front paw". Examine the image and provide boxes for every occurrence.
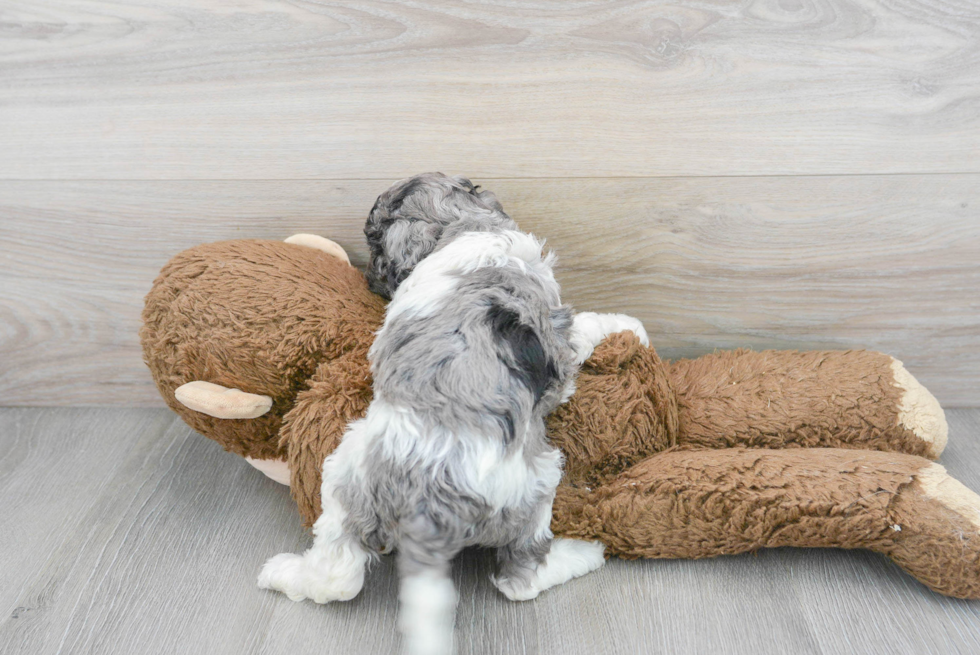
[570,312,606,364]
[257,552,363,604]
[598,313,649,347]
[571,312,650,364]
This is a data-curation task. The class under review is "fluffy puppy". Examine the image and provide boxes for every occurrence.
[258,173,648,655]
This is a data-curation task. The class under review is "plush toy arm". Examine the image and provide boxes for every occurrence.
[279,346,375,528]
[552,447,980,599]
[669,348,948,459]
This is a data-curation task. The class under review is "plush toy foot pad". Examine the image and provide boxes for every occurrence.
[891,358,948,458]
[245,456,291,486]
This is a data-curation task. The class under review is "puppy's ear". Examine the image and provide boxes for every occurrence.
[452,175,508,216]
[365,214,443,299]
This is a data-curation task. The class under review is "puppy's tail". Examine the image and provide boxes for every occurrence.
[396,520,458,655]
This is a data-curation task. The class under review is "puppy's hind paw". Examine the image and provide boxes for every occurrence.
[258,553,311,602]
[494,539,606,602]
[492,574,541,602]
[257,552,363,604]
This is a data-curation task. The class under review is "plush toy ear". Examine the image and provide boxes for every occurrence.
[284,234,351,265]
[174,381,273,419]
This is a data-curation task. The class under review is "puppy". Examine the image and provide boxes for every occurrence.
[258,173,648,655]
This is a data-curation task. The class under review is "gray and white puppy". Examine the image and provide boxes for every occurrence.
[258,173,648,655]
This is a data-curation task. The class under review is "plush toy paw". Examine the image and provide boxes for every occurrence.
[493,539,606,601]
[571,312,650,364]
[244,457,291,486]
[257,552,364,603]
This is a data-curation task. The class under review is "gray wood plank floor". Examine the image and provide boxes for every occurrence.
[3,408,980,655]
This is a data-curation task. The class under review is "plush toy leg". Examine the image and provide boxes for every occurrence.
[284,234,351,265]
[552,447,980,598]
[668,349,947,458]
[174,381,273,419]
[885,463,980,598]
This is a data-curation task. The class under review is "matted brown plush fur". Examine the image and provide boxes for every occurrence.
[545,331,678,488]
[142,239,976,598]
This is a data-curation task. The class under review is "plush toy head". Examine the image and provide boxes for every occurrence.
[141,239,385,461]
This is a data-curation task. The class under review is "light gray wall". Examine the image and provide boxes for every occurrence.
[1,1,978,406]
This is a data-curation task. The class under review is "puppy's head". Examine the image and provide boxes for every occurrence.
[364,172,512,299]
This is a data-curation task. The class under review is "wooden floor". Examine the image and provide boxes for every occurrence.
[2,407,980,655]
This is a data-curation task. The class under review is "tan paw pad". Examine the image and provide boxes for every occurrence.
[891,358,948,458]
[918,463,980,532]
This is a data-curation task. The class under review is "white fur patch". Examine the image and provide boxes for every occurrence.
[257,475,369,603]
[461,441,563,512]
[371,400,452,466]
[256,538,367,604]
[383,230,552,323]
[399,571,457,655]
[370,399,563,513]
[494,539,606,601]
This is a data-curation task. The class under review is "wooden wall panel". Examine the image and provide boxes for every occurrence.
[1,175,977,406]
[1,0,978,179]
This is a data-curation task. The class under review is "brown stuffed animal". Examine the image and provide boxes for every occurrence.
[141,236,980,599]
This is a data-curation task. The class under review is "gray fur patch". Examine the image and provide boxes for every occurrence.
[364,172,516,299]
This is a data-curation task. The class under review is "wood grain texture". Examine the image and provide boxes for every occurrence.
[1,0,979,179]
[2,175,978,406]
[3,407,980,654]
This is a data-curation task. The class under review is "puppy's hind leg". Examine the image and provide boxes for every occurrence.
[258,424,370,604]
[397,516,460,655]
[493,499,606,602]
